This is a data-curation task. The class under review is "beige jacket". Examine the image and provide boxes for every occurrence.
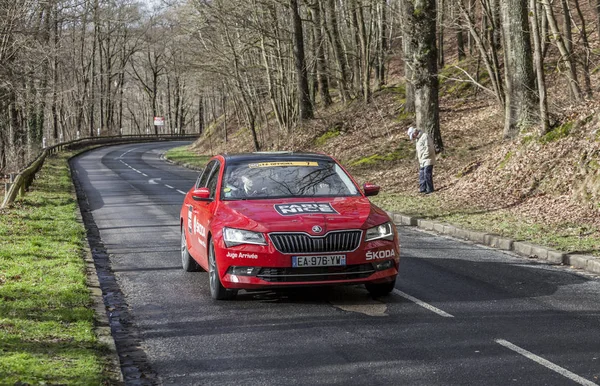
[416,132,436,167]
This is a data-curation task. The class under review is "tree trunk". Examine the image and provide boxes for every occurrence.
[310,2,333,106]
[324,0,351,102]
[491,0,501,49]
[561,0,577,100]
[352,0,372,102]
[538,0,549,58]
[456,26,465,61]
[51,0,59,141]
[596,0,600,44]
[90,0,99,137]
[10,95,26,165]
[542,0,582,101]
[308,23,318,104]
[501,0,537,138]
[36,2,52,145]
[573,0,592,97]
[152,69,158,134]
[290,0,313,121]
[99,26,106,134]
[105,27,113,133]
[167,76,173,134]
[529,0,549,135]
[412,0,443,152]
[467,0,475,54]
[437,0,444,67]
[400,0,416,113]
[376,0,387,88]
[198,94,204,135]
[222,93,227,143]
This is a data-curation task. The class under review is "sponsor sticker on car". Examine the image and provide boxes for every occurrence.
[274,203,339,216]
[248,161,319,168]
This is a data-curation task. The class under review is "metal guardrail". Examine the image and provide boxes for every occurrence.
[1,134,199,209]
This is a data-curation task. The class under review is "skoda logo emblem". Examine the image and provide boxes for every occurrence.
[312,225,323,234]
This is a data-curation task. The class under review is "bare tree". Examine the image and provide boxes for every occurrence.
[529,0,549,135]
[309,1,333,107]
[542,0,582,101]
[410,0,443,151]
[290,0,313,121]
[501,0,537,138]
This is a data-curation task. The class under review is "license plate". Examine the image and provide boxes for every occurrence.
[292,255,346,267]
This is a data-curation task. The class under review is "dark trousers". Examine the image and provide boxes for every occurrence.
[419,165,434,193]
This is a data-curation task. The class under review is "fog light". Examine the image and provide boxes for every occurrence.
[374,260,394,271]
[228,266,261,276]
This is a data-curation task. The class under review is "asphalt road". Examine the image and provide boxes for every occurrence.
[71,142,600,386]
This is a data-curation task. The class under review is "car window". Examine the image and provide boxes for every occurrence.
[196,160,216,188]
[206,163,221,199]
[221,160,360,200]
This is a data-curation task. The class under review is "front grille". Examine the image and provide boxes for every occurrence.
[257,264,375,283]
[269,230,362,254]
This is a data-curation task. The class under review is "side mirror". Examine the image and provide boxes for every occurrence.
[191,187,211,201]
[363,183,380,197]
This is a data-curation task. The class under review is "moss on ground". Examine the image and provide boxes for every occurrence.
[316,127,341,146]
[540,121,573,144]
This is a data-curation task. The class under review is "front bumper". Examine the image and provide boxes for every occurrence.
[216,237,399,290]
[222,265,397,289]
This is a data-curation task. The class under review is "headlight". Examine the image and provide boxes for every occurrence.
[365,222,394,242]
[223,227,267,247]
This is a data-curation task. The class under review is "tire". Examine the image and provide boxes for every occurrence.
[365,279,396,298]
[181,228,200,272]
[208,239,237,300]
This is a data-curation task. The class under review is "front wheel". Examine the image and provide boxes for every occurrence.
[365,279,396,298]
[208,240,237,300]
[181,229,200,272]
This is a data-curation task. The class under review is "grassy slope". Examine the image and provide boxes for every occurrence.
[0,152,108,384]
[164,147,211,169]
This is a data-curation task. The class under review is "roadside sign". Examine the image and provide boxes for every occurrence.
[154,116,165,126]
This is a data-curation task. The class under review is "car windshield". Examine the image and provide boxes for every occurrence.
[221,159,360,200]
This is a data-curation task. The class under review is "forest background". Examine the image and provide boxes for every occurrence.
[2,0,600,254]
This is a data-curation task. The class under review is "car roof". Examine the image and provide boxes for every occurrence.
[221,152,334,163]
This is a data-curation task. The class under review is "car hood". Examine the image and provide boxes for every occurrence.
[217,196,389,235]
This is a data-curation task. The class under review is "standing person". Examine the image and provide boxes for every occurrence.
[407,127,436,194]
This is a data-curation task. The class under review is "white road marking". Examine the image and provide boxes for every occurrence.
[141,173,148,177]
[495,339,598,386]
[149,178,162,184]
[393,289,454,318]
[165,184,174,189]
[117,147,138,159]
[176,189,186,195]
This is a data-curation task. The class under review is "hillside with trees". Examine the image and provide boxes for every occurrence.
[1,0,600,252]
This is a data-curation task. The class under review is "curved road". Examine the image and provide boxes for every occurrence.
[71,142,600,386]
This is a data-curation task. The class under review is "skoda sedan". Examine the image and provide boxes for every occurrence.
[180,152,399,300]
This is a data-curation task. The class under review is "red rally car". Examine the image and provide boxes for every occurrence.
[180,152,400,300]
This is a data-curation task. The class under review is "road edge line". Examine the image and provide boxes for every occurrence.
[495,339,598,386]
[393,289,454,318]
